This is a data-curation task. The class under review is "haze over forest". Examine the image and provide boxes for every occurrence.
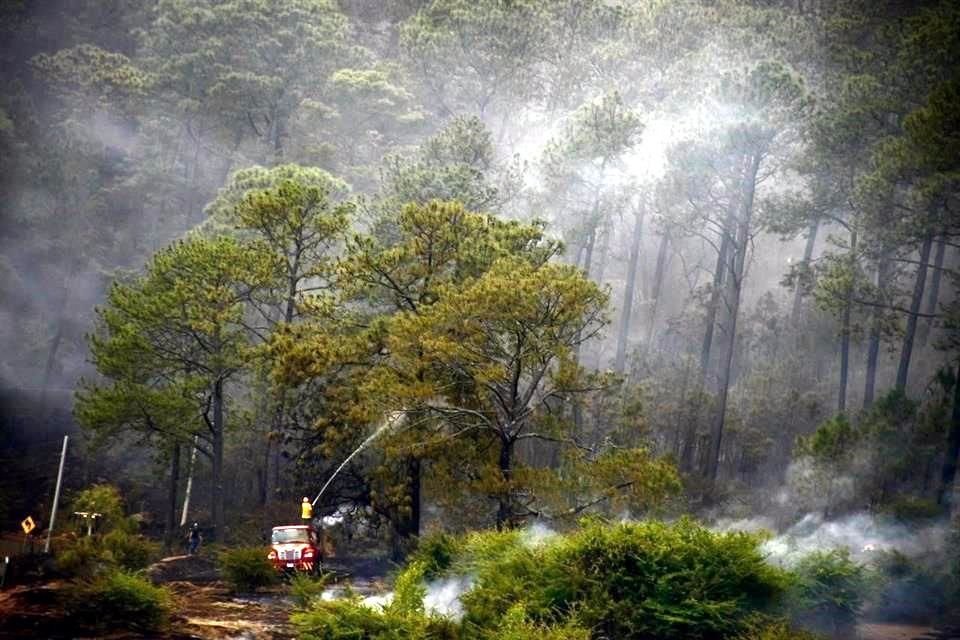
[0,2,958,635]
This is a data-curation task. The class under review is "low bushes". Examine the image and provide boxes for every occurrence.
[218,546,276,592]
[289,572,332,609]
[67,569,172,632]
[57,529,160,578]
[785,549,866,637]
[292,596,460,640]
[865,549,953,623]
[734,617,822,640]
[295,519,793,640]
[460,519,789,640]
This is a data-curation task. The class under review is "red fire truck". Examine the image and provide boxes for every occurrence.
[267,525,322,575]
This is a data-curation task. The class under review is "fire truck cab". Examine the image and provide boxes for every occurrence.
[268,525,322,575]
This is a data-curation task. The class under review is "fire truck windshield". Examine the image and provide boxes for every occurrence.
[272,528,310,544]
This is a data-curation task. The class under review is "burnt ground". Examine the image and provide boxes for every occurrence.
[0,554,390,640]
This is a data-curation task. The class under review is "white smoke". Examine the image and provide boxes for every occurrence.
[758,513,948,566]
[355,578,473,619]
[423,576,473,619]
[361,591,394,609]
[342,523,555,618]
[520,521,557,547]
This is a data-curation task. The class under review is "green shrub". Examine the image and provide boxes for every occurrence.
[68,569,172,632]
[291,596,458,640]
[290,572,332,609]
[411,532,462,579]
[461,519,789,640]
[880,496,942,522]
[101,529,161,570]
[866,550,950,622]
[56,530,159,578]
[787,550,866,637]
[218,546,276,592]
[297,519,789,640]
[57,535,105,578]
[69,484,132,533]
[735,616,823,640]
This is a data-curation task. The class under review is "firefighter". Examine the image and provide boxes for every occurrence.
[187,522,202,555]
[301,497,313,525]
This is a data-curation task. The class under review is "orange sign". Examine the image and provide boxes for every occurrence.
[21,516,36,535]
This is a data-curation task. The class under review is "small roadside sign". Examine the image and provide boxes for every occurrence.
[20,516,36,535]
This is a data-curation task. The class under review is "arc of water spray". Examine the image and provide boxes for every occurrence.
[312,411,407,507]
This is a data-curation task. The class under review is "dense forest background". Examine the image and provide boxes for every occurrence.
[0,0,957,558]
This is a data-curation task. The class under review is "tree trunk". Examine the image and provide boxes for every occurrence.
[838,229,858,413]
[936,359,960,511]
[594,218,613,282]
[571,224,597,431]
[496,437,513,530]
[645,232,670,348]
[700,200,738,385]
[40,277,74,405]
[211,377,225,541]
[164,444,181,550]
[265,273,302,505]
[918,233,946,347]
[615,208,645,373]
[40,318,65,404]
[896,234,934,392]
[180,435,199,527]
[581,225,597,278]
[409,456,421,538]
[270,94,286,165]
[791,219,819,324]
[864,256,890,409]
[705,152,760,485]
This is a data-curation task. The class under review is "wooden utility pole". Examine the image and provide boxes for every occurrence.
[44,435,68,553]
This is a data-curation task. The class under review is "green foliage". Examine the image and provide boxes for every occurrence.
[68,484,128,533]
[67,569,172,632]
[56,488,159,579]
[879,496,942,522]
[795,415,857,463]
[379,116,520,213]
[734,616,822,640]
[291,595,459,640]
[866,549,953,623]
[410,532,462,579]
[330,519,788,640]
[289,572,333,609]
[391,559,428,614]
[101,529,161,571]
[57,535,105,578]
[57,530,160,578]
[218,546,277,592]
[786,550,866,637]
